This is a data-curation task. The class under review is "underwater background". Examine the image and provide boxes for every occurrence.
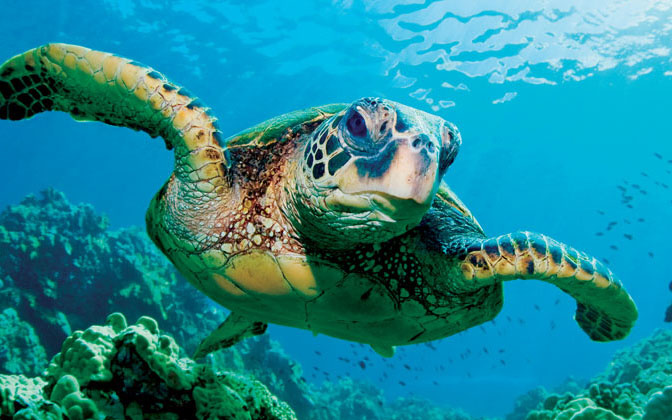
[0,1,671,419]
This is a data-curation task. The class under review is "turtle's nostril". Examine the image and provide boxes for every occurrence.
[410,134,434,153]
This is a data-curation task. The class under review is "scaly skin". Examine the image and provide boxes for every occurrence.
[0,44,637,357]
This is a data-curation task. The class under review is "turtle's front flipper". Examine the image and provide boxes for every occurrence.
[0,43,226,190]
[457,231,637,341]
[194,312,267,359]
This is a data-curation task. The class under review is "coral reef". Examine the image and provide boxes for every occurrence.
[0,313,296,420]
[521,329,672,420]
[0,189,225,361]
[0,308,47,377]
[305,376,495,420]
[0,189,314,415]
[211,333,315,418]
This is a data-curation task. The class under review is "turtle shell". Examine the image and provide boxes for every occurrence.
[223,103,347,150]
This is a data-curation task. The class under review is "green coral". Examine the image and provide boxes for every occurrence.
[0,308,47,376]
[523,329,672,420]
[210,333,315,417]
[643,385,672,420]
[49,375,100,420]
[1,313,296,420]
[0,189,225,361]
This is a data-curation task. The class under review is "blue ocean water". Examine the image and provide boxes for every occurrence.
[1,1,671,417]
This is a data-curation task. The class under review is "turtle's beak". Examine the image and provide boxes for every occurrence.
[337,137,440,213]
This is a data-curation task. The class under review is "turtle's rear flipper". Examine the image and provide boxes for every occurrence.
[458,231,637,341]
[194,312,267,359]
[0,43,227,190]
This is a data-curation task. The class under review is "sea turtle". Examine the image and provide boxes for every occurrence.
[0,44,637,358]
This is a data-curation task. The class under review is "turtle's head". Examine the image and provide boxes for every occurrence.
[286,97,461,247]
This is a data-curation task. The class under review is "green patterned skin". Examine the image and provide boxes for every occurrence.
[0,44,637,357]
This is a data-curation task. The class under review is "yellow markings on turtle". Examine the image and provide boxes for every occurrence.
[461,251,493,280]
[493,258,516,276]
[196,162,223,181]
[83,49,105,72]
[120,63,142,90]
[275,255,325,298]
[63,52,78,71]
[575,267,593,282]
[225,251,292,295]
[46,44,66,63]
[148,91,164,111]
[212,273,246,296]
[76,57,93,75]
[172,108,194,132]
[460,260,475,281]
[514,251,534,278]
[201,249,228,269]
[545,254,561,277]
[592,272,610,289]
[133,84,150,102]
[556,261,577,278]
[102,55,121,82]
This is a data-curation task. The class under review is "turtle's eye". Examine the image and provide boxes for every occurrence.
[346,111,367,138]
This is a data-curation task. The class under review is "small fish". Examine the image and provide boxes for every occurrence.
[668,280,672,292]
[603,258,610,264]
[498,349,505,354]
[597,210,605,215]
[358,361,366,370]
[500,359,506,366]
[534,304,541,311]
[665,304,672,323]
[638,218,645,222]
[654,152,663,159]
[649,251,655,258]
[550,321,556,330]
[314,351,321,356]
[610,245,619,250]
[641,172,648,177]
[399,381,406,386]
[596,232,604,236]
[554,299,560,305]
[624,234,633,240]
[432,380,439,386]
[483,347,489,354]
[403,364,411,370]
